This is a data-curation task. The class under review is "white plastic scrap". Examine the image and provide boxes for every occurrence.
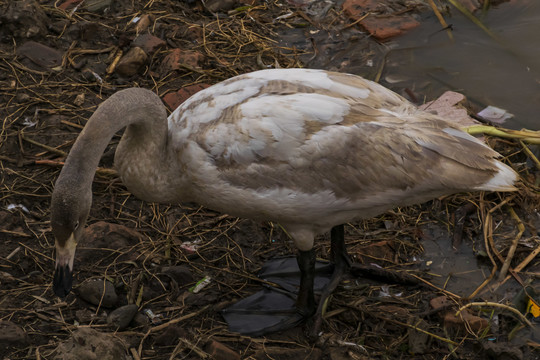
[190,276,211,293]
[22,116,37,127]
[477,105,514,124]
[7,204,29,213]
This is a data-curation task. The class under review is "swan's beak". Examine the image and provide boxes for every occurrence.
[53,233,76,298]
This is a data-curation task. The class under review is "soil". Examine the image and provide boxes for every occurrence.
[0,0,539,359]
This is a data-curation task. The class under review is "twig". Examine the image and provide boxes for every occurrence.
[498,207,524,281]
[456,301,533,327]
[427,0,454,41]
[520,140,540,171]
[20,133,68,157]
[137,305,210,357]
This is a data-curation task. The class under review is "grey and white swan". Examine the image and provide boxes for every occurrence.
[50,68,518,334]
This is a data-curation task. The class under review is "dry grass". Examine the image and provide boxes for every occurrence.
[0,0,539,359]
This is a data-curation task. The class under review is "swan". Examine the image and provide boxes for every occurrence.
[50,68,518,334]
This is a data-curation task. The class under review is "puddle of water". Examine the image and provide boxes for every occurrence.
[279,2,540,130]
[420,222,519,302]
[383,1,540,130]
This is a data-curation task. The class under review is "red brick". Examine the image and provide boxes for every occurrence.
[161,49,205,73]
[444,310,489,332]
[204,340,240,360]
[342,0,420,40]
[429,296,452,311]
[58,0,83,10]
[162,84,211,111]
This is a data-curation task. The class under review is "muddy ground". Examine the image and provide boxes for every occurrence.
[1,0,539,359]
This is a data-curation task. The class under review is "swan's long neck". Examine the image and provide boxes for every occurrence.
[55,88,171,202]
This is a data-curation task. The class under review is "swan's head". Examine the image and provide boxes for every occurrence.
[50,182,91,298]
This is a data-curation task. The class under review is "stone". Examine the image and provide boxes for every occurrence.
[115,47,148,77]
[482,342,523,360]
[77,221,144,265]
[107,304,138,330]
[0,321,28,346]
[85,0,113,13]
[204,340,240,360]
[152,325,187,346]
[53,328,128,360]
[162,84,210,110]
[132,34,166,56]
[134,14,155,34]
[77,279,118,307]
[161,265,194,287]
[17,41,63,71]
[0,0,48,39]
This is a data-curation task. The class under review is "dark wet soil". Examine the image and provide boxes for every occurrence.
[1,0,539,359]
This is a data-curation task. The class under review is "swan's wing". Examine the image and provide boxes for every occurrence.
[169,69,515,214]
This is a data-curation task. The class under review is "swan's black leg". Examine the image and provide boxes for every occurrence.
[296,249,316,317]
[310,224,351,337]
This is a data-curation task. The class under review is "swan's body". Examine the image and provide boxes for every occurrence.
[51,68,518,332]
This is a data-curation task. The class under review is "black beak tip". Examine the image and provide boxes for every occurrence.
[53,264,73,298]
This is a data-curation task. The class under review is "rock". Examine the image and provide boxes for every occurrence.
[204,339,240,360]
[407,319,431,354]
[162,84,211,110]
[161,49,205,73]
[75,309,99,324]
[16,41,63,72]
[132,312,150,328]
[132,34,166,56]
[77,221,144,265]
[203,0,238,13]
[161,265,194,287]
[77,279,118,307]
[115,47,148,77]
[134,14,155,34]
[74,93,85,106]
[53,328,128,360]
[152,325,187,346]
[0,0,48,39]
[107,304,138,330]
[0,321,28,346]
[84,0,113,13]
[482,342,523,360]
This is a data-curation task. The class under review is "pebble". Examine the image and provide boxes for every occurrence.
[161,265,194,287]
[77,279,118,307]
[53,328,128,360]
[1,0,48,38]
[16,41,63,71]
[132,34,166,56]
[0,321,28,346]
[107,304,138,330]
[115,47,148,77]
[84,0,113,13]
